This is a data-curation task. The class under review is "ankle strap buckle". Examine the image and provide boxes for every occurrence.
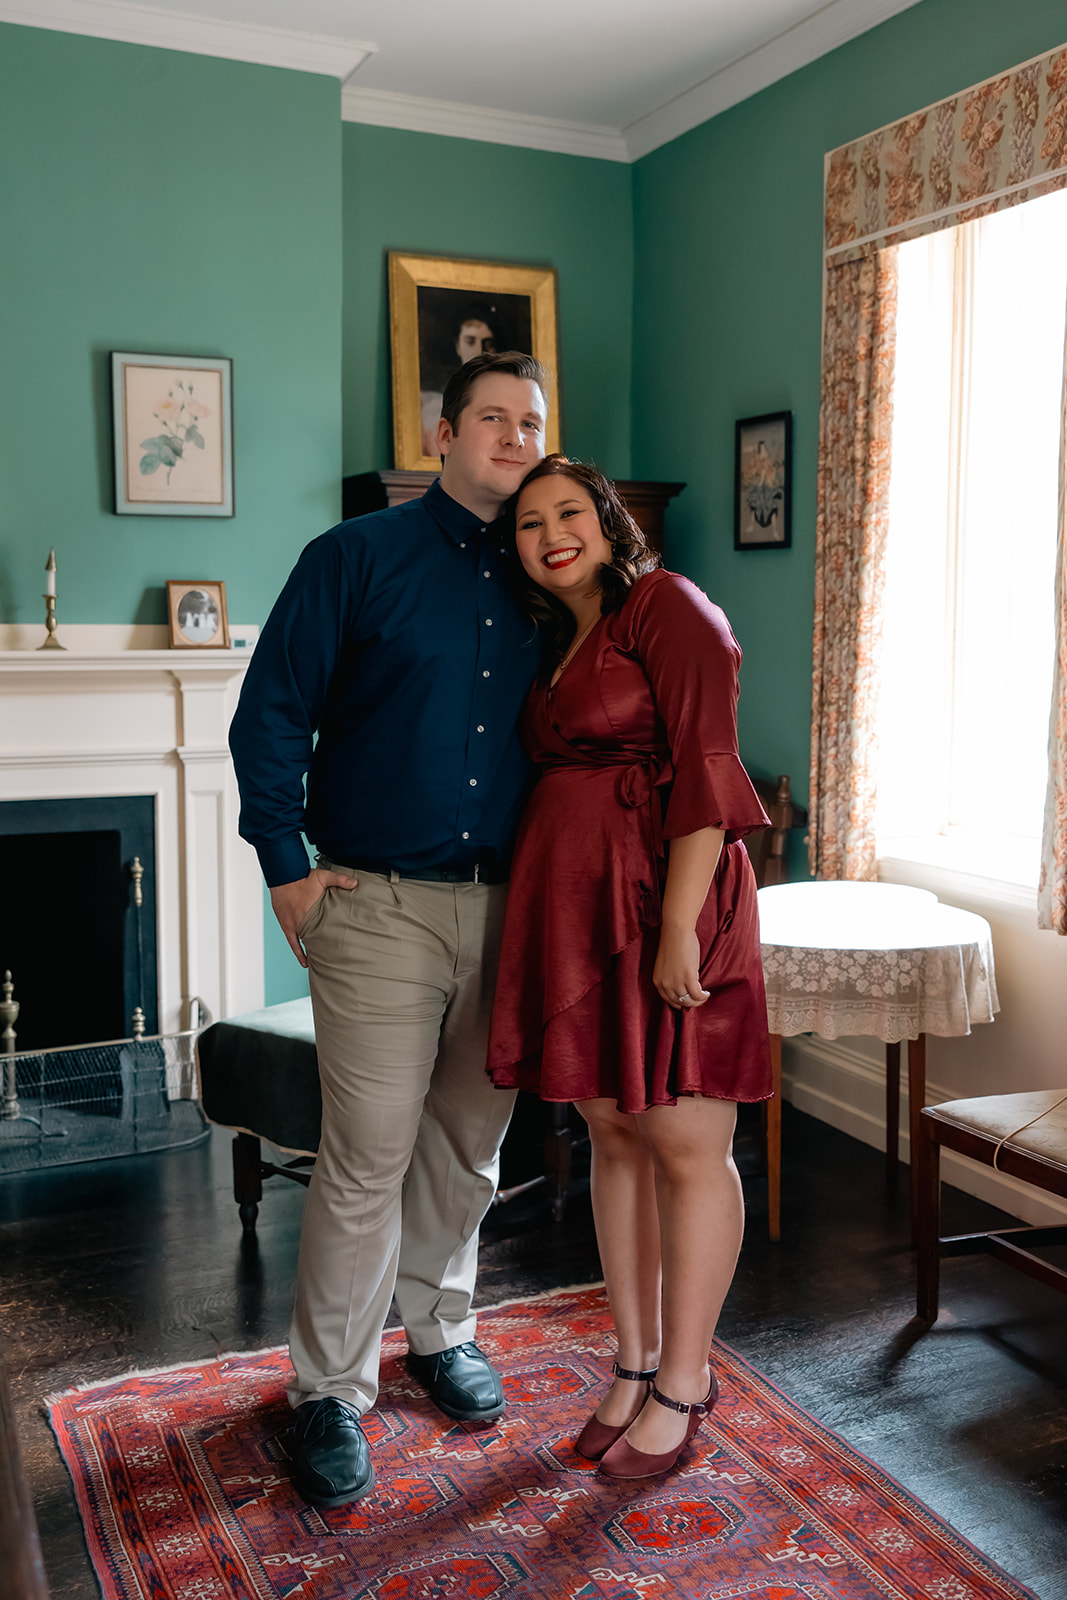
[650,1378,716,1416]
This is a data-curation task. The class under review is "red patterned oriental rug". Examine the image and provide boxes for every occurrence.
[48,1285,1035,1600]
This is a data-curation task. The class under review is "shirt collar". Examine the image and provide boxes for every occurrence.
[423,477,499,547]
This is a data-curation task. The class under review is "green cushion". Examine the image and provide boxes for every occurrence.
[197,998,321,1155]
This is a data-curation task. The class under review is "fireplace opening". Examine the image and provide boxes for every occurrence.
[0,796,158,1052]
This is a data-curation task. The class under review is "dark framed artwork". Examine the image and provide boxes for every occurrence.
[388,252,560,470]
[734,411,792,550]
[111,352,233,516]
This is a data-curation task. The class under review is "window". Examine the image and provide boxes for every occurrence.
[876,187,1067,887]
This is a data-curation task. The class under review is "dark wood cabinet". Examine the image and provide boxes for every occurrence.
[342,470,685,557]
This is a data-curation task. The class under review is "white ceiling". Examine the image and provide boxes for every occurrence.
[4,0,922,159]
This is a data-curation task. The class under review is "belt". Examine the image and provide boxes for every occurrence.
[326,856,508,886]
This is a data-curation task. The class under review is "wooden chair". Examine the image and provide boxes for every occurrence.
[916,1089,1067,1323]
[746,774,806,889]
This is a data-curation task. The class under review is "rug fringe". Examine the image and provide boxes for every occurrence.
[44,1287,608,1409]
[475,1280,605,1315]
[44,1344,285,1408]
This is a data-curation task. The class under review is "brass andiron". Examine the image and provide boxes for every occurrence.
[38,548,65,651]
[129,856,147,1037]
[1,970,21,1120]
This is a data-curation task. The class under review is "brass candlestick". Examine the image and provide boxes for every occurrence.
[38,548,65,650]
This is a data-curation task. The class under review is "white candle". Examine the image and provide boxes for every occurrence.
[45,550,56,597]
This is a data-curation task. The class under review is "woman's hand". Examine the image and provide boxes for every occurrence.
[654,825,724,1010]
[653,923,710,1010]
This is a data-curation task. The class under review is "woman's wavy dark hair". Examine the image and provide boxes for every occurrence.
[502,456,661,670]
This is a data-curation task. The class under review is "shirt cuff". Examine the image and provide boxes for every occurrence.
[256,836,313,889]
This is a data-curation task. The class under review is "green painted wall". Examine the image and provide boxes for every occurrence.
[0,24,342,1007]
[631,0,1067,822]
[0,25,342,634]
[341,123,633,478]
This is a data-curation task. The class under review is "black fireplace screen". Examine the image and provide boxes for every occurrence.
[0,795,159,1051]
[0,1029,206,1175]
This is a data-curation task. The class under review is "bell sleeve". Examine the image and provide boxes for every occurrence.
[629,571,770,845]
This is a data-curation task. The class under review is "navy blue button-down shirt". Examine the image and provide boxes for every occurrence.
[229,480,540,888]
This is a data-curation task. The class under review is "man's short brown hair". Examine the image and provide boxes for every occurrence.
[440,352,549,433]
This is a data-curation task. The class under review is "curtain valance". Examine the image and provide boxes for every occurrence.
[825,45,1067,263]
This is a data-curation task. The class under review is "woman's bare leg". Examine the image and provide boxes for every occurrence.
[577,1097,663,1428]
[622,1096,742,1456]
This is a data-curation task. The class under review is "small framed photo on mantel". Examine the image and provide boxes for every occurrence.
[112,352,233,516]
[166,581,230,650]
[734,410,792,550]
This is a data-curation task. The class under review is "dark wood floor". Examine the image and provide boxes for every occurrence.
[1,1103,1064,1599]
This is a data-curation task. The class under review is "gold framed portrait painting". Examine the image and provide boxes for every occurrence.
[388,253,560,471]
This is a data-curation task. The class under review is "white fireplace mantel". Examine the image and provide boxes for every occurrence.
[0,642,265,1034]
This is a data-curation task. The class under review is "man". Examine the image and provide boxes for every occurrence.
[229,352,548,1507]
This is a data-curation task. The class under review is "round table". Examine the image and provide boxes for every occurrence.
[757,880,999,1240]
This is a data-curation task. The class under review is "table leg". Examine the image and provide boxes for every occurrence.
[767,1034,782,1243]
[908,1032,927,1244]
[885,1041,900,1187]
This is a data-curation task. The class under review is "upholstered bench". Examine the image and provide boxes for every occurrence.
[197,999,321,1229]
[197,997,579,1230]
[915,1088,1067,1322]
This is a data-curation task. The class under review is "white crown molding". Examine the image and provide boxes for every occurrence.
[2,0,919,157]
[0,0,376,78]
[342,85,628,164]
[622,0,924,160]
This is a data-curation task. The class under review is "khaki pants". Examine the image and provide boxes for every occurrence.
[287,870,516,1415]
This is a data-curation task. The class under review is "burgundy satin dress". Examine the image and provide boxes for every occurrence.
[487,570,774,1113]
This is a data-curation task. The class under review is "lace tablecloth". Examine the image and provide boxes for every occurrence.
[758,881,999,1042]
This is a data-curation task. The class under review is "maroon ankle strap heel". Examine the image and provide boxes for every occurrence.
[599,1372,719,1479]
[574,1361,659,1461]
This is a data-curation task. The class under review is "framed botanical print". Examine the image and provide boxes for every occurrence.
[112,352,233,516]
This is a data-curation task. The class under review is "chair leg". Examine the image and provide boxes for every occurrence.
[766,1034,782,1243]
[916,1112,941,1323]
[546,1103,573,1223]
[233,1131,262,1233]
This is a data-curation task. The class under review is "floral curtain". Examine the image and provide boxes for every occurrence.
[811,42,1067,887]
[808,251,898,881]
[1039,326,1067,935]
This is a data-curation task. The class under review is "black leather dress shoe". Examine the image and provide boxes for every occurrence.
[291,1397,374,1507]
[405,1341,505,1421]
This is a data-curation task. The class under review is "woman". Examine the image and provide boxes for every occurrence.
[487,457,772,1479]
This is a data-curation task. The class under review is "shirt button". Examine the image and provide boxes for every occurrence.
[460,542,466,549]
[462,831,470,840]
[477,725,485,733]
[485,618,493,626]
[480,526,486,533]
[483,670,490,678]
[483,570,491,578]
[469,778,477,786]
